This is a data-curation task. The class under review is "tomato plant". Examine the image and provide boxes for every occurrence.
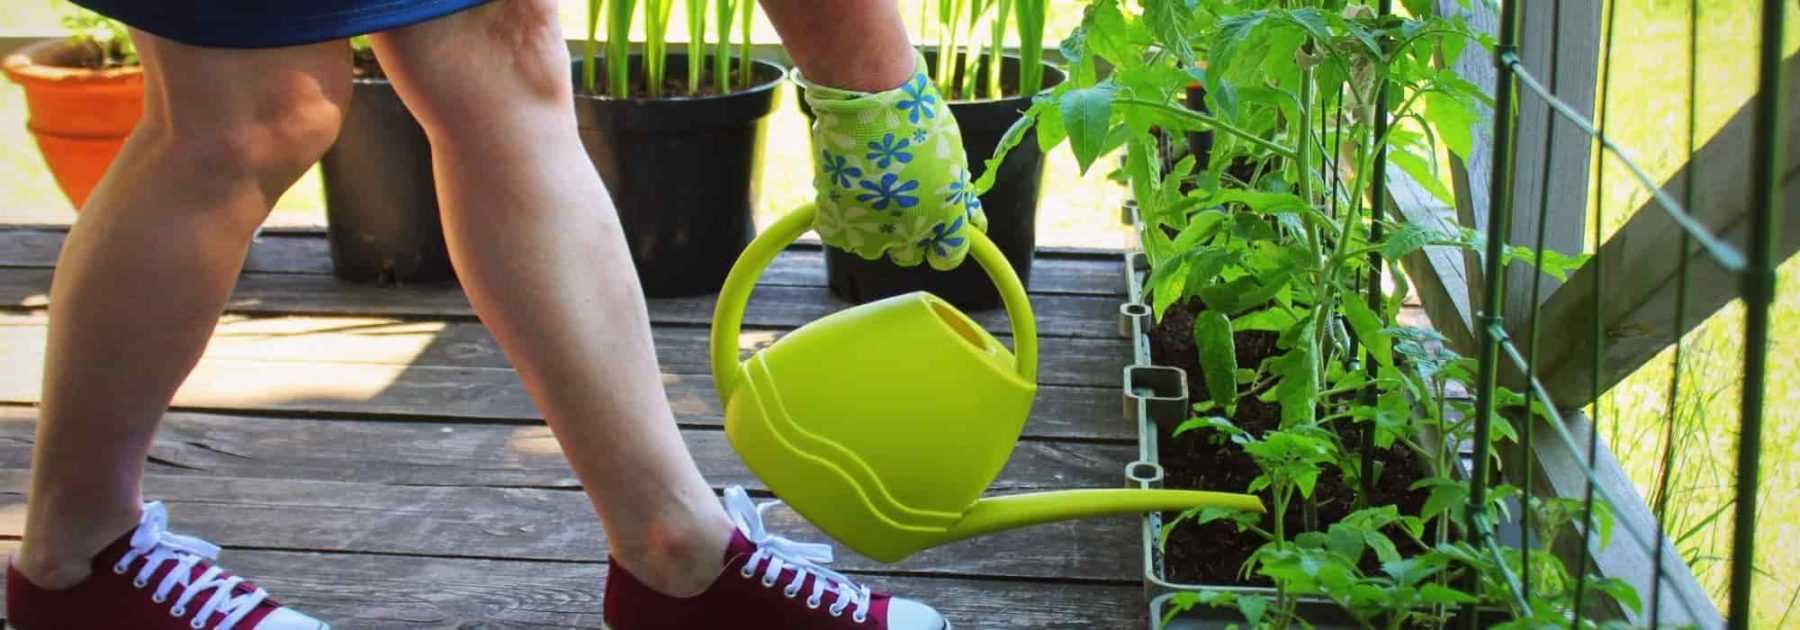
[991,0,1625,626]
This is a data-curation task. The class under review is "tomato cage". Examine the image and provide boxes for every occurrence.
[1448,0,1789,628]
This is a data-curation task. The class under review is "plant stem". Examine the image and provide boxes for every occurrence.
[1112,98,1298,159]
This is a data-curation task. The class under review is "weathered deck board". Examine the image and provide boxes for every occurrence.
[0,228,1128,297]
[0,266,1122,339]
[0,332,1131,441]
[0,470,1138,582]
[0,542,1144,629]
[0,227,1145,628]
[0,406,1136,493]
[0,311,1131,389]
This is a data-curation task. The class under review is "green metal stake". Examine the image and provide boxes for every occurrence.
[1728,1,1787,628]
[1466,0,1523,625]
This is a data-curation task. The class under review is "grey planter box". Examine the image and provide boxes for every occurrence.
[1117,247,1357,630]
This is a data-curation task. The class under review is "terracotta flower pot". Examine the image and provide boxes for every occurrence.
[2,38,144,210]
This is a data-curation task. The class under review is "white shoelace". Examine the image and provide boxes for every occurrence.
[723,487,873,623]
[110,502,269,630]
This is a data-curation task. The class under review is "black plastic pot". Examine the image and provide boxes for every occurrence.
[800,53,1066,311]
[319,77,454,285]
[571,53,784,297]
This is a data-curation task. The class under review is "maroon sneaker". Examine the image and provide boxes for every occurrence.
[603,487,949,629]
[6,502,326,630]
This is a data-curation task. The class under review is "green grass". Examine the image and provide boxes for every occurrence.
[1588,1,1800,625]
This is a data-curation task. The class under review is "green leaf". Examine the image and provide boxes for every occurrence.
[1363,530,1401,564]
[1388,146,1456,206]
[1234,307,1300,332]
[1325,524,1366,564]
[1423,90,1479,160]
[1140,0,1197,68]
[1061,83,1118,174]
[1199,268,1293,316]
[1379,222,1434,261]
[1236,594,1268,626]
[1412,477,1468,521]
[973,99,1048,196]
[1207,189,1312,215]
[1193,311,1240,415]
[1341,296,1393,369]
[1418,583,1478,605]
[1270,342,1318,425]
[1589,577,1644,614]
[1173,415,1245,440]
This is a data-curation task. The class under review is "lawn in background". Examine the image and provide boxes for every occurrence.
[1590,1,1799,625]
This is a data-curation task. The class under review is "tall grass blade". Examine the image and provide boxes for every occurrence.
[644,0,673,97]
[737,0,753,90]
[685,0,705,95]
[606,0,637,98]
[1013,0,1044,95]
[988,0,1012,99]
[713,0,736,95]
[583,0,602,93]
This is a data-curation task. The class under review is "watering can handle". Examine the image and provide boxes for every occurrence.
[711,204,1039,399]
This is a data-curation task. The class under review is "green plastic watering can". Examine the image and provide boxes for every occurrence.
[710,205,1265,563]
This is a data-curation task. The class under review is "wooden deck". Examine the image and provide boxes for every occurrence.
[0,226,1147,629]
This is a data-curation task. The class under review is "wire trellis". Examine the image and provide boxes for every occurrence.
[1456,0,1787,628]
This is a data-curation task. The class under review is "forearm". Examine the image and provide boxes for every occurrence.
[759,0,914,91]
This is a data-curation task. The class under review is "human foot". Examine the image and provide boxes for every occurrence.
[602,486,948,630]
[5,502,327,630]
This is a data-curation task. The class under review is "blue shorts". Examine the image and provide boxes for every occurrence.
[70,0,494,49]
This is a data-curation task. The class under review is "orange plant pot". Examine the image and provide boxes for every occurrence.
[2,38,144,210]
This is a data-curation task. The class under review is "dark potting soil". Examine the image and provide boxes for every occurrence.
[579,74,732,99]
[1148,298,1431,587]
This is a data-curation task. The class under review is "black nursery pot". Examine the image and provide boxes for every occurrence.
[572,54,784,298]
[320,77,454,285]
[800,53,1066,311]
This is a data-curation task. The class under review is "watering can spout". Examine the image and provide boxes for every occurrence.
[940,489,1266,544]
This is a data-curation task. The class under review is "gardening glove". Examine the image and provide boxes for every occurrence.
[797,52,986,271]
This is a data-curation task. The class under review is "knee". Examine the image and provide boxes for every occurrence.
[374,0,571,132]
[148,78,347,197]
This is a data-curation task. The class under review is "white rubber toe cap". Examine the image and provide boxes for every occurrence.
[887,597,948,630]
[255,607,329,630]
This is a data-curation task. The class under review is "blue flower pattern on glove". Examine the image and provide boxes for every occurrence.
[919,216,967,260]
[865,134,913,170]
[804,51,979,270]
[820,151,862,189]
[895,74,937,125]
[856,172,920,212]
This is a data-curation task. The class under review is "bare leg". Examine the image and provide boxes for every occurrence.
[365,1,731,596]
[14,34,349,587]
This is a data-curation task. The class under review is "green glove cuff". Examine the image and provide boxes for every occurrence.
[798,52,987,270]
